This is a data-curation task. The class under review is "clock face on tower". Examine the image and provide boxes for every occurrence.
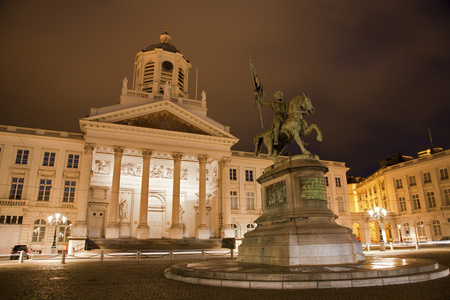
[162,61,173,71]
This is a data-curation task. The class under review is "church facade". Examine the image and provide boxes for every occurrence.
[0,30,352,254]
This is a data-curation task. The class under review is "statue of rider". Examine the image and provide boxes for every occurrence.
[257,91,289,145]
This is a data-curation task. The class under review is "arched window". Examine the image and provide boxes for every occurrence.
[58,220,72,243]
[177,68,185,95]
[143,61,155,92]
[160,60,173,90]
[32,219,46,242]
[432,220,442,236]
[417,221,426,237]
[231,223,239,238]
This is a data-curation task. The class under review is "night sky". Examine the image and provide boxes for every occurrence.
[1,1,449,177]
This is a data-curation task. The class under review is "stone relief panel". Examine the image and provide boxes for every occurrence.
[115,111,211,135]
[266,180,287,207]
[150,165,188,180]
[122,162,142,176]
[93,160,189,180]
[94,160,111,175]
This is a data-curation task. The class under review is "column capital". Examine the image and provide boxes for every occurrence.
[142,149,153,159]
[198,154,208,163]
[114,146,124,158]
[221,157,231,166]
[172,152,183,161]
[84,144,95,155]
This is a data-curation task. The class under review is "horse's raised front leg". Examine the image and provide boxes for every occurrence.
[293,132,311,155]
[305,124,323,142]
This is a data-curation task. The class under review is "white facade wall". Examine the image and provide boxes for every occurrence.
[355,150,450,244]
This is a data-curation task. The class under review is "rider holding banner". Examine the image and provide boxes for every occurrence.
[256,91,289,146]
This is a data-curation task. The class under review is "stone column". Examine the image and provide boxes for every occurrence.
[69,144,94,255]
[196,155,209,239]
[221,157,235,238]
[169,153,183,239]
[106,146,124,239]
[137,149,152,239]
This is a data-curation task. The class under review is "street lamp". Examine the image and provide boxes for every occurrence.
[368,206,387,251]
[397,224,403,243]
[47,213,66,254]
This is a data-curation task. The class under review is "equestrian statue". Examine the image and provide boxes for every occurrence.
[249,58,323,163]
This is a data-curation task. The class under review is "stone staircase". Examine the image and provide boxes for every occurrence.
[85,238,223,252]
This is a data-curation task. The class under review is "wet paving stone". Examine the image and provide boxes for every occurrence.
[1,248,450,300]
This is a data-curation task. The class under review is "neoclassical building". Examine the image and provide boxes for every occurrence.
[351,149,450,244]
[0,30,353,254]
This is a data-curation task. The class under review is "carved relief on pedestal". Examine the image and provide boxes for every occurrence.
[265,180,286,207]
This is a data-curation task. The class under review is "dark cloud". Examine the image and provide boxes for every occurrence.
[0,0,449,177]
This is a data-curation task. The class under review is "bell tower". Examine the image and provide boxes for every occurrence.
[132,28,191,98]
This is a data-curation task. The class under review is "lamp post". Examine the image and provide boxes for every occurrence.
[48,213,66,254]
[397,224,403,243]
[368,206,387,251]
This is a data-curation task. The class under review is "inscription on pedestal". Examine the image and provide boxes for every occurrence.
[300,178,326,200]
[266,181,286,207]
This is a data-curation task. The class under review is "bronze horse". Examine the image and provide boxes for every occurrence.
[254,94,323,163]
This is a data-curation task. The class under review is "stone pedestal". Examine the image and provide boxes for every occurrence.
[119,222,130,238]
[105,224,119,239]
[169,224,184,239]
[237,155,364,266]
[196,225,210,239]
[136,224,150,240]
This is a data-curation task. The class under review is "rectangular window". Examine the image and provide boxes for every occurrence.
[0,215,4,223]
[335,177,342,188]
[67,154,80,169]
[63,180,76,202]
[440,169,449,180]
[245,170,254,182]
[399,196,407,212]
[15,149,29,165]
[423,172,432,183]
[9,177,24,199]
[246,192,255,210]
[427,191,436,208]
[325,177,329,186]
[412,194,421,210]
[18,216,23,224]
[338,196,345,212]
[444,189,450,206]
[6,216,11,223]
[43,152,56,167]
[38,179,52,201]
[396,179,403,189]
[409,176,416,186]
[381,181,385,190]
[230,191,238,210]
[229,168,237,181]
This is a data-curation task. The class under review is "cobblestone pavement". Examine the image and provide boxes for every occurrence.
[1,248,449,300]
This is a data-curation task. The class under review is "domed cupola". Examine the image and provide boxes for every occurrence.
[143,28,179,53]
[133,27,191,98]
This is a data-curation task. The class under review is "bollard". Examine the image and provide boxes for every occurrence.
[415,241,420,250]
[100,250,104,262]
[366,243,370,252]
[137,250,141,262]
[61,251,66,264]
[201,249,205,260]
[231,249,234,259]
[19,250,24,263]
[170,250,173,261]
[390,242,394,251]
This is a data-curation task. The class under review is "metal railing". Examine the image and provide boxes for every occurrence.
[2,249,237,264]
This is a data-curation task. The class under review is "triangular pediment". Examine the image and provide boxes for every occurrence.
[115,110,211,135]
[81,100,237,140]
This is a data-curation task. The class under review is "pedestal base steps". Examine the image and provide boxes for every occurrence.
[164,258,449,289]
